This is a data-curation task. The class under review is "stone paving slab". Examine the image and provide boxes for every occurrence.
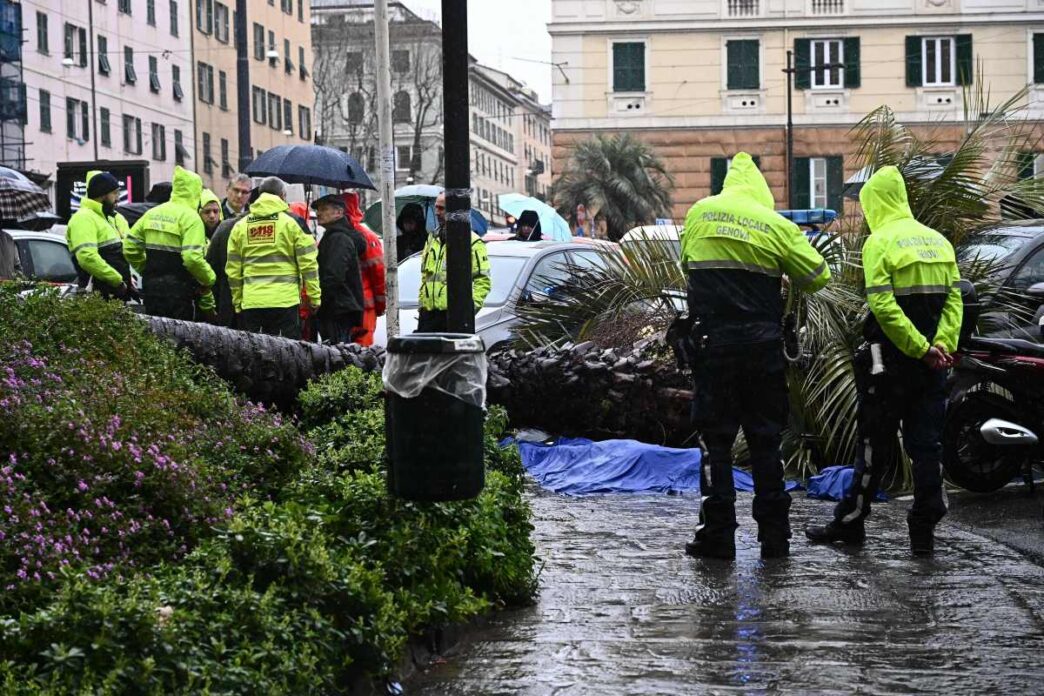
[410,489,1044,695]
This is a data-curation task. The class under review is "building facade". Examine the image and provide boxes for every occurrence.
[193,0,315,192]
[550,0,1044,219]
[311,0,552,225]
[20,0,195,197]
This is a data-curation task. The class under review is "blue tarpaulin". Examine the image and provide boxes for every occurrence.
[516,437,802,497]
[806,465,888,502]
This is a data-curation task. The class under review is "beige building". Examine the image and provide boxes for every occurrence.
[193,0,314,193]
[550,0,1044,219]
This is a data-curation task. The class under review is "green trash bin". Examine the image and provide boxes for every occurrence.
[383,333,487,501]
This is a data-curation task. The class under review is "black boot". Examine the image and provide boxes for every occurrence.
[908,522,934,557]
[760,535,790,559]
[805,521,865,546]
[685,532,736,560]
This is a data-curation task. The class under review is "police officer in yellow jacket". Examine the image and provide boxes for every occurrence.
[807,166,962,556]
[124,166,215,320]
[681,153,830,560]
[417,192,491,332]
[226,176,320,339]
[66,171,133,300]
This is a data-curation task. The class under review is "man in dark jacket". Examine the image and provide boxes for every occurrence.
[314,194,365,343]
[205,188,259,328]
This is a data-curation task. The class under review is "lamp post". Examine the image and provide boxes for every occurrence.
[781,53,845,208]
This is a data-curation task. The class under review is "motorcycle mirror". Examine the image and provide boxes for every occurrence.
[1028,282,1044,299]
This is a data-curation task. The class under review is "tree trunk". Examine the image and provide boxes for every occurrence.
[487,339,697,446]
[144,317,384,410]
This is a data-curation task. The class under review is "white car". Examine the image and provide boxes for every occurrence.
[374,239,618,350]
[6,228,78,284]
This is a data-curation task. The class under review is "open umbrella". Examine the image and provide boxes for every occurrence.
[497,193,571,242]
[394,184,443,198]
[0,176,51,223]
[245,144,376,190]
[363,188,489,237]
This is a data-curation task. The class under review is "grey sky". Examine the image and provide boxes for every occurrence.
[400,0,553,103]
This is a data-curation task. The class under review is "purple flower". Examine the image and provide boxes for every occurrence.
[77,480,88,492]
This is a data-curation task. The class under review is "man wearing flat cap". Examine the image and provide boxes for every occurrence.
[314,193,365,344]
[66,171,134,300]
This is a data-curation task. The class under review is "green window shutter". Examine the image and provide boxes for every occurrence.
[751,155,762,170]
[827,156,844,213]
[794,39,811,90]
[791,157,810,209]
[1034,34,1044,84]
[1018,152,1036,181]
[727,40,759,90]
[710,158,728,195]
[843,37,860,89]
[905,36,922,87]
[955,34,973,86]
[613,42,645,92]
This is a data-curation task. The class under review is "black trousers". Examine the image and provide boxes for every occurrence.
[144,293,195,321]
[318,312,361,345]
[691,341,790,542]
[833,347,948,530]
[239,306,301,339]
[416,309,448,333]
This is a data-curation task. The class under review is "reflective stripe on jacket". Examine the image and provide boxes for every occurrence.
[859,166,962,359]
[226,193,321,312]
[419,228,491,312]
[66,197,128,289]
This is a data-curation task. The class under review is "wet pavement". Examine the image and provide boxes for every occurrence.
[410,489,1044,694]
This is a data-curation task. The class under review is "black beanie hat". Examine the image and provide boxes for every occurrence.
[87,172,120,199]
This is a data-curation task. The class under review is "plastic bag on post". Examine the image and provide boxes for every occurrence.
[383,350,488,409]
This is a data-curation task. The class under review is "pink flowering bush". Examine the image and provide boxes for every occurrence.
[0,288,310,610]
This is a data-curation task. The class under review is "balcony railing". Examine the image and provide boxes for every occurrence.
[727,0,760,18]
[811,0,844,14]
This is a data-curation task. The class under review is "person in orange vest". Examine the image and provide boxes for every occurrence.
[342,192,386,345]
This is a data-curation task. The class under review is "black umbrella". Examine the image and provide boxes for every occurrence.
[244,144,375,190]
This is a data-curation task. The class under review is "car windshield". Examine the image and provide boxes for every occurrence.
[959,233,1031,262]
[396,253,529,308]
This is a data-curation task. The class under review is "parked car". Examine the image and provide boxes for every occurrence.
[6,228,77,284]
[373,239,618,350]
[960,220,1044,334]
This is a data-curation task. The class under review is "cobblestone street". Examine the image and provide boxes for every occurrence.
[412,490,1044,694]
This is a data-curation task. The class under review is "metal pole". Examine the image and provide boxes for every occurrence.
[785,49,793,209]
[375,0,399,338]
[87,0,99,160]
[441,0,473,334]
[234,0,252,172]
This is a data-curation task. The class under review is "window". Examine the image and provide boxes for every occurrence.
[791,156,843,211]
[152,123,166,160]
[100,107,111,147]
[97,36,111,75]
[811,39,843,89]
[612,42,645,92]
[202,132,212,173]
[26,240,77,283]
[268,92,281,130]
[726,39,759,90]
[221,138,231,177]
[196,0,213,34]
[906,35,972,87]
[252,86,266,124]
[38,89,51,132]
[253,23,264,60]
[268,30,276,63]
[214,2,229,42]
[1035,34,1044,85]
[119,0,132,15]
[123,115,143,154]
[795,38,859,90]
[298,0,303,22]
[281,0,292,14]
[346,51,363,74]
[170,1,179,36]
[392,49,410,73]
[525,251,573,297]
[218,70,227,109]
[147,0,156,25]
[124,46,137,83]
[64,98,88,141]
[149,56,161,92]
[393,91,411,123]
[64,24,88,67]
[1017,152,1044,180]
[197,61,214,103]
[173,64,184,100]
[710,156,762,195]
[284,39,292,73]
[396,146,413,171]
[174,129,186,165]
[1011,245,1044,292]
[347,92,364,125]
[283,99,293,132]
[36,12,47,54]
[298,105,311,140]
[299,45,307,79]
